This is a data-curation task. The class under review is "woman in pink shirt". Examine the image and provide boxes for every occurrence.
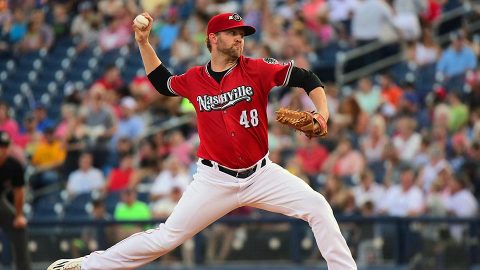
[0,102,19,141]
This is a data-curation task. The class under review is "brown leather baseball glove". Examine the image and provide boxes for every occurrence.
[275,108,328,138]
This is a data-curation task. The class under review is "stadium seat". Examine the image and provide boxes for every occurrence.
[105,191,122,215]
[31,192,64,220]
[64,193,93,219]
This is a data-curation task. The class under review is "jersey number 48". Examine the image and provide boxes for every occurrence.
[240,109,259,128]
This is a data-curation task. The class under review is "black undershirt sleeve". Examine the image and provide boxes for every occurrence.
[286,66,324,95]
[147,64,177,96]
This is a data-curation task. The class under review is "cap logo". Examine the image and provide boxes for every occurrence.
[228,13,242,21]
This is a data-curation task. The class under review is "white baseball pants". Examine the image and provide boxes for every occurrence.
[82,157,357,269]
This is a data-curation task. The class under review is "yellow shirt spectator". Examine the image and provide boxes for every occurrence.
[31,136,66,167]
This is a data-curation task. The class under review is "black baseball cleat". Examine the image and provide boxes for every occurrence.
[47,258,83,270]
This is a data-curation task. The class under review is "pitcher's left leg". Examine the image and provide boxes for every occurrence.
[242,163,357,270]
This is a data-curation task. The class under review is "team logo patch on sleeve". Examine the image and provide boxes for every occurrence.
[263,57,279,64]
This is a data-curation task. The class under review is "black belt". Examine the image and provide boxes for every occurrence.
[201,158,267,178]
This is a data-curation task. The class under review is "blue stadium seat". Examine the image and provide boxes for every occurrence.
[105,191,122,215]
[31,192,64,220]
[64,193,93,219]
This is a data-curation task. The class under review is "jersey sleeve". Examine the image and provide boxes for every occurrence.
[166,67,202,99]
[255,58,294,90]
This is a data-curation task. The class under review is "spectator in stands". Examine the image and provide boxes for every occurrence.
[267,122,294,153]
[379,72,404,111]
[360,114,388,164]
[90,65,124,94]
[322,174,353,213]
[381,143,411,185]
[351,0,398,46]
[155,7,181,55]
[30,127,66,190]
[447,92,469,132]
[150,156,190,203]
[98,16,132,52]
[71,1,100,52]
[108,137,135,169]
[412,137,431,169]
[392,0,425,41]
[352,169,385,213]
[170,23,200,73]
[280,88,317,112]
[71,199,113,257]
[97,0,122,18]
[1,6,27,49]
[322,137,365,178]
[104,154,134,193]
[380,165,424,216]
[112,96,145,147]
[114,188,151,241]
[61,111,88,178]
[168,130,193,166]
[66,152,105,199]
[417,143,450,192]
[151,185,182,219]
[421,0,442,25]
[18,9,54,53]
[32,103,55,133]
[392,116,422,162]
[437,31,477,80]
[412,27,440,66]
[355,77,382,115]
[334,95,369,135]
[462,141,480,198]
[327,0,358,37]
[82,89,118,168]
[51,2,71,39]
[448,132,469,172]
[0,101,19,140]
[294,133,329,181]
[423,170,450,217]
[54,104,78,139]
[260,17,286,58]
[129,75,159,112]
[15,114,41,156]
[445,173,478,241]
[397,81,419,116]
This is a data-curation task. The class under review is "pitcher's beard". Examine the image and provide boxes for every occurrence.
[219,46,242,62]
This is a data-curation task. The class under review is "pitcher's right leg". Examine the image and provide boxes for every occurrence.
[82,170,239,270]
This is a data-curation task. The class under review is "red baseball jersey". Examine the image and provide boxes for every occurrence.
[167,56,293,169]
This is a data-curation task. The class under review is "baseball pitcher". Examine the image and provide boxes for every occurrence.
[48,12,357,270]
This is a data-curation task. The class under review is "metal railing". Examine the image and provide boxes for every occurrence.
[12,216,479,268]
[335,3,476,87]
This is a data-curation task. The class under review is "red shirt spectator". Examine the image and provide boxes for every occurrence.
[105,155,134,192]
[295,134,329,175]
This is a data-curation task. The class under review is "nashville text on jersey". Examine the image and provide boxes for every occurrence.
[197,85,254,111]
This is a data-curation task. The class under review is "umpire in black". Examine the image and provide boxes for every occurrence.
[0,131,31,270]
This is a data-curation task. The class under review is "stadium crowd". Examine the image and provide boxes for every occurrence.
[1,0,480,265]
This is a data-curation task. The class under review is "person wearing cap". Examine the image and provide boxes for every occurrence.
[48,12,356,270]
[436,30,477,80]
[111,96,146,148]
[0,131,32,270]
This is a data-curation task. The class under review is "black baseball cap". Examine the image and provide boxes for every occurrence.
[0,131,11,147]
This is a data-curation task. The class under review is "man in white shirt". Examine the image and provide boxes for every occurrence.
[149,157,190,202]
[66,152,105,198]
[392,117,422,162]
[380,166,424,216]
[351,0,398,45]
[352,169,385,213]
[446,173,478,241]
